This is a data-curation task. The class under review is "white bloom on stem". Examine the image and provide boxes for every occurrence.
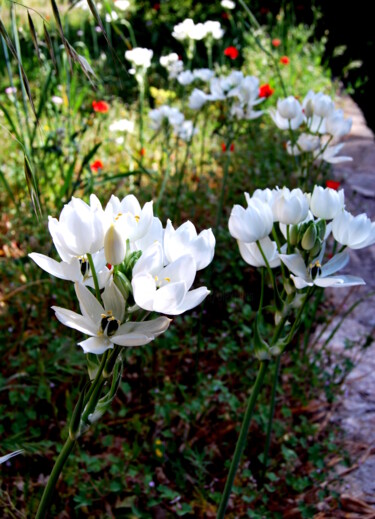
[149,105,184,130]
[160,53,179,68]
[279,249,365,289]
[270,96,304,130]
[287,133,321,155]
[325,109,352,138]
[172,19,200,41]
[310,185,345,220]
[272,187,309,225]
[51,96,63,105]
[317,143,352,164]
[104,194,153,243]
[114,0,130,10]
[238,237,280,268]
[105,11,119,22]
[48,195,105,260]
[189,89,209,110]
[221,0,235,9]
[109,119,134,133]
[177,70,195,85]
[104,223,126,265]
[332,210,375,249]
[132,242,210,315]
[125,47,153,69]
[135,216,164,253]
[228,197,274,243]
[53,281,171,354]
[208,77,227,101]
[203,20,224,40]
[160,53,183,79]
[174,120,197,141]
[249,188,276,206]
[164,220,215,270]
[193,68,215,82]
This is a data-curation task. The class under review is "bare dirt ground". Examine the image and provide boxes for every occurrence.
[316,97,375,516]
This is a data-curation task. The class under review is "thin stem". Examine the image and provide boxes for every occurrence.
[35,436,76,519]
[260,354,281,485]
[215,137,232,233]
[216,361,269,519]
[86,253,101,302]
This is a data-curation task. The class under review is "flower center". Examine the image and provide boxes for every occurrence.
[154,275,171,288]
[100,311,120,337]
[309,260,321,279]
[79,256,90,277]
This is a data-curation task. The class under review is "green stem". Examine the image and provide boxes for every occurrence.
[216,361,269,519]
[260,354,281,485]
[86,253,101,302]
[35,436,76,519]
[214,137,232,233]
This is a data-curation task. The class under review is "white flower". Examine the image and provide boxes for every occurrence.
[48,195,105,260]
[149,105,184,130]
[104,194,153,243]
[228,197,274,243]
[221,0,235,8]
[279,250,365,289]
[105,11,119,22]
[325,109,352,138]
[114,0,130,10]
[177,70,195,86]
[203,20,224,40]
[160,53,179,68]
[310,185,345,220]
[132,242,210,315]
[287,133,320,155]
[227,76,261,106]
[332,210,375,249]
[250,188,276,206]
[270,96,304,130]
[272,187,309,225]
[172,18,196,41]
[164,220,215,270]
[208,77,227,101]
[174,120,198,141]
[189,89,209,110]
[193,68,215,82]
[238,237,280,268]
[104,222,126,265]
[318,143,352,164]
[51,95,63,105]
[52,281,171,354]
[109,119,134,133]
[125,47,153,69]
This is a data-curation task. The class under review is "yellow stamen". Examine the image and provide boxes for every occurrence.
[134,215,140,222]
[164,277,171,283]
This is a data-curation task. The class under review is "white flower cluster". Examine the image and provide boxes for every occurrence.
[189,71,263,120]
[30,195,215,354]
[172,19,224,42]
[148,105,198,141]
[160,53,184,79]
[270,91,353,164]
[229,185,375,288]
[125,47,153,71]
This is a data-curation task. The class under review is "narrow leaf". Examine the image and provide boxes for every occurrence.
[50,0,73,72]
[27,12,41,62]
[24,155,42,218]
[43,22,57,72]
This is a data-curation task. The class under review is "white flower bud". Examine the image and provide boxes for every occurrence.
[104,223,126,265]
[310,186,345,220]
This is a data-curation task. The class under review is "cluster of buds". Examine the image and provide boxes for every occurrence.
[270,91,353,164]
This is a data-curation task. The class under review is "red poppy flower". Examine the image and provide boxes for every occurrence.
[140,147,146,157]
[90,160,104,172]
[272,38,281,47]
[221,143,235,152]
[92,100,109,113]
[224,46,239,60]
[326,180,340,191]
[259,83,275,98]
[280,56,290,65]
[153,3,160,10]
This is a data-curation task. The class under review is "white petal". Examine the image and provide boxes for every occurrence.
[102,278,125,321]
[132,241,164,276]
[290,275,312,289]
[153,281,187,314]
[172,287,210,314]
[75,283,104,323]
[114,316,171,345]
[315,275,365,288]
[52,306,97,335]
[29,253,80,281]
[320,250,349,278]
[279,253,307,278]
[78,336,112,354]
[161,254,196,291]
[0,449,24,464]
[132,273,157,311]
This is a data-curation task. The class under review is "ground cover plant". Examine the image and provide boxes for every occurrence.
[1,1,374,517]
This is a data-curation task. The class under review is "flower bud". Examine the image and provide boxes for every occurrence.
[254,316,270,361]
[309,239,322,259]
[301,223,317,251]
[114,271,132,300]
[104,223,126,265]
[289,224,299,245]
[316,219,326,240]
